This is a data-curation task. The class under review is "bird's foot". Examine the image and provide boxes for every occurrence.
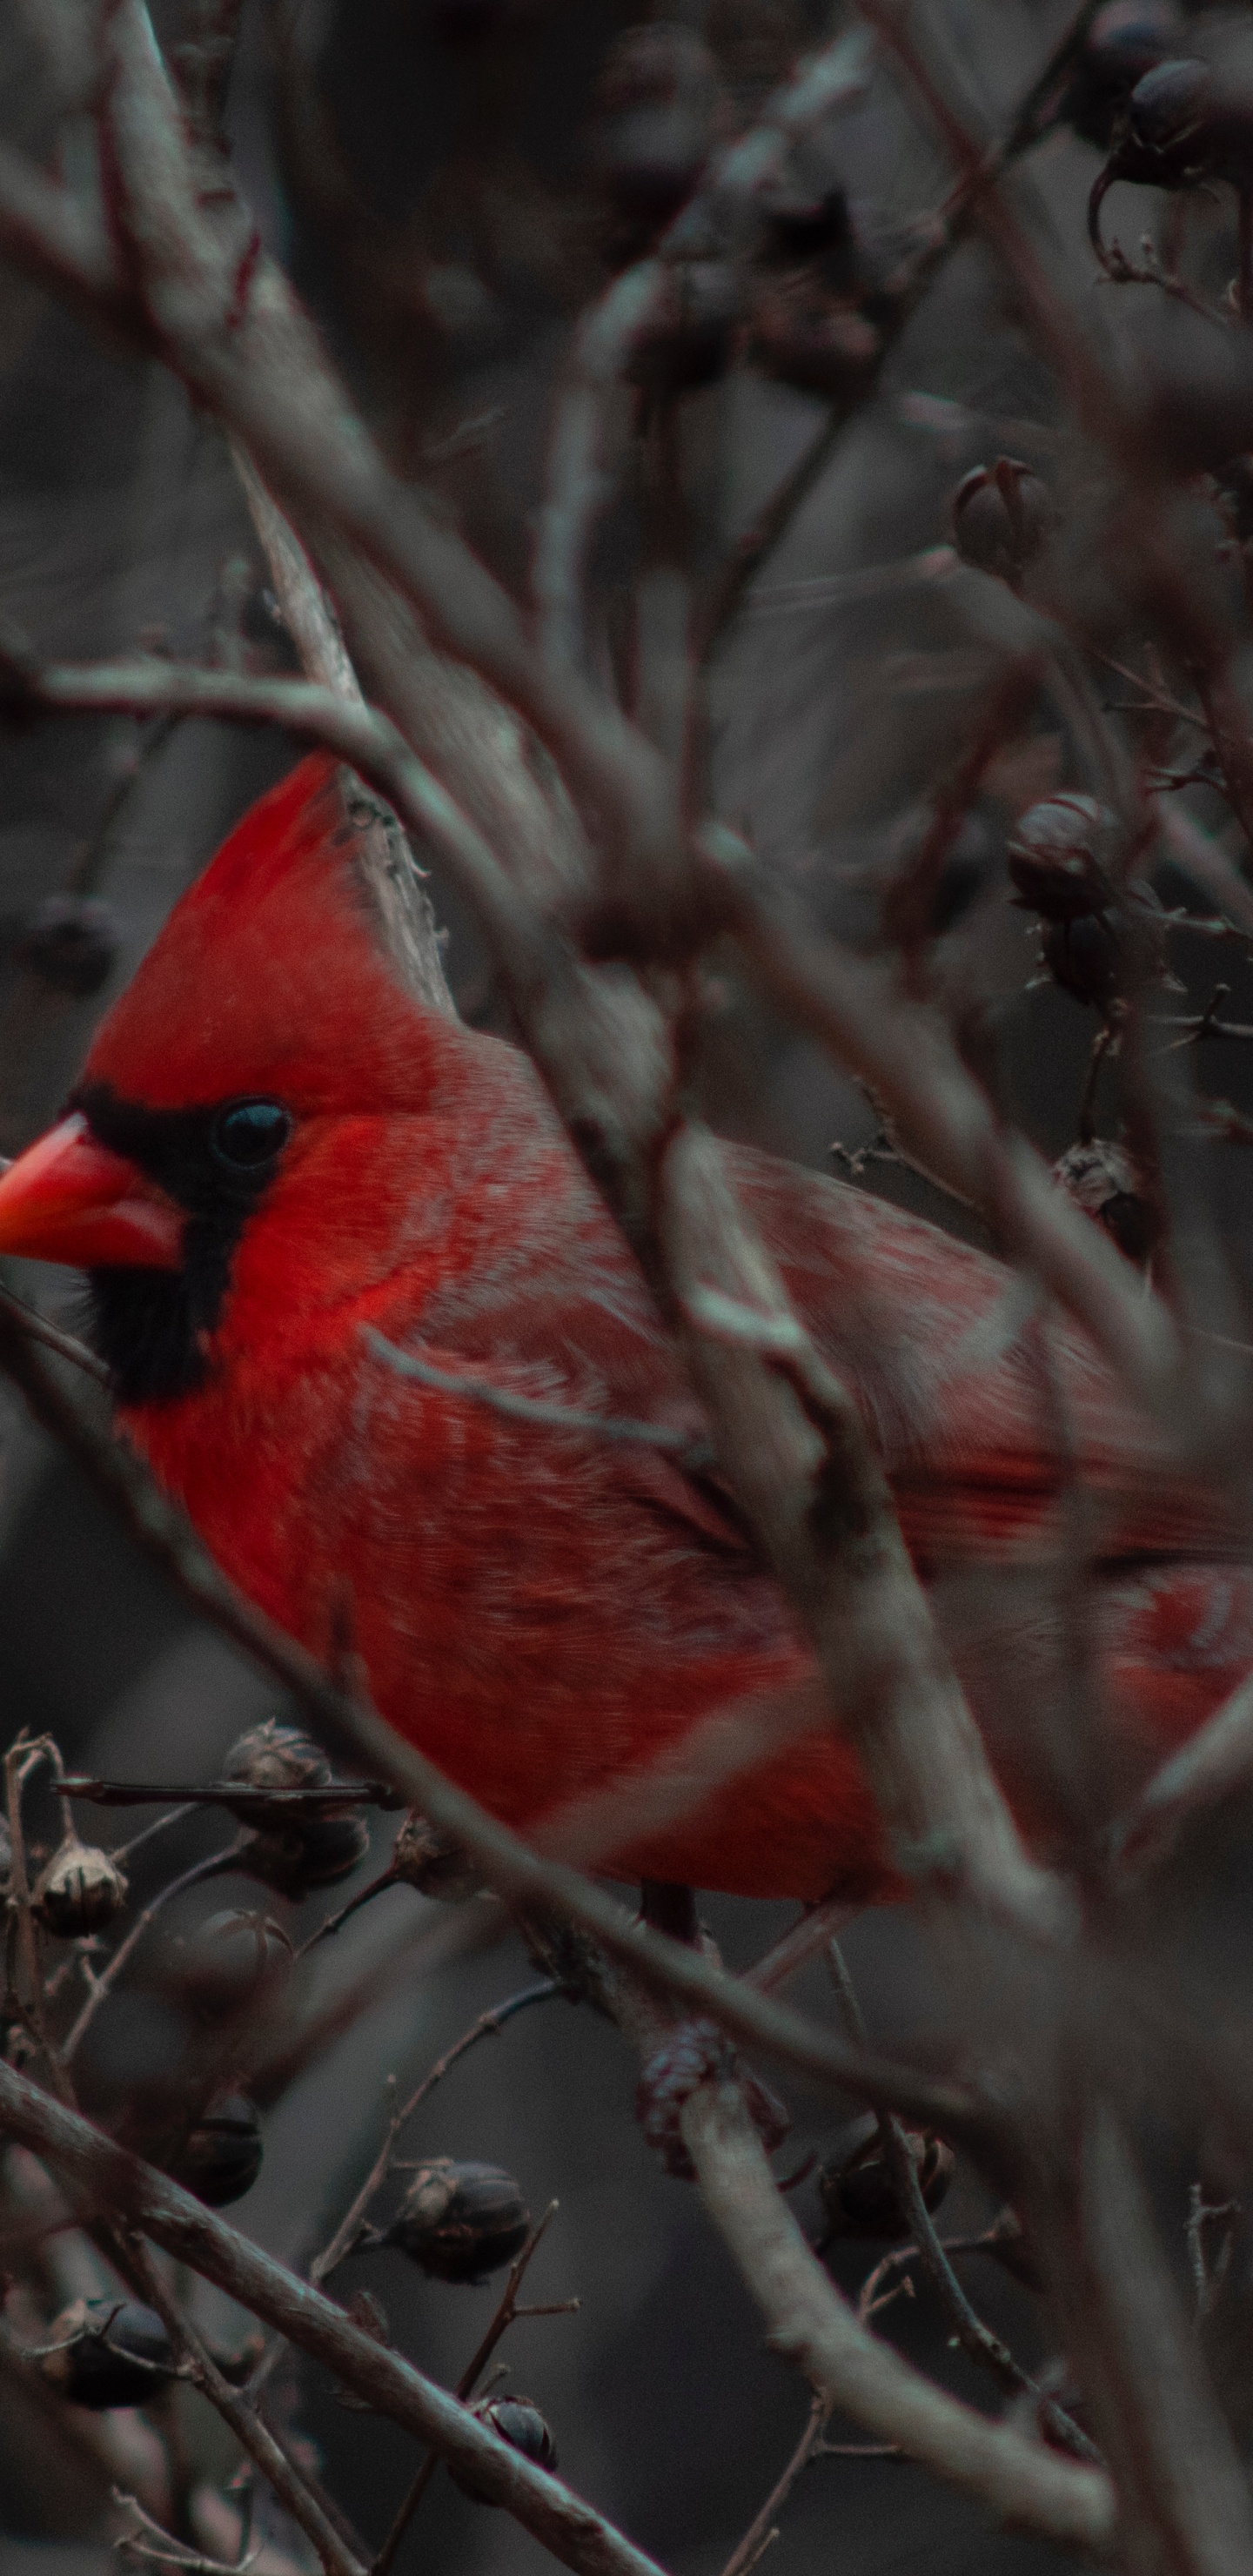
[635,2017,791,2179]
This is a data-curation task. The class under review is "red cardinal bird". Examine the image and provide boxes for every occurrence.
[0,756,1246,1902]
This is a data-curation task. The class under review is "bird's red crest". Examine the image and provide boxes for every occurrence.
[84,756,450,1114]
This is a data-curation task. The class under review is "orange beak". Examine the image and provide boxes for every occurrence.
[0,1114,184,1270]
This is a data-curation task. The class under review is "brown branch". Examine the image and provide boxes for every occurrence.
[1110,1666,1253,1877]
[659,1121,1072,1945]
[716,2393,828,2576]
[1035,2096,1253,2576]
[229,449,456,1022]
[677,2075,1116,2559]
[373,2205,571,2576]
[92,0,674,886]
[123,2236,369,2576]
[826,1942,1097,2465]
[534,27,872,678]
[0,1297,976,2138]
[0,2056,666,2576]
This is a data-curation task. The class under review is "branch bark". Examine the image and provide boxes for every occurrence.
[0,2059,663,2576]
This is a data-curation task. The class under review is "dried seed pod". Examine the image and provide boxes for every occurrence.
[238,1809,371,1898]
[13,896,119,997]
[222,1718,332,1791]
[1008,794,1116,921]
[626,259,739,398]
[450,2395,558,2500]
[385,2158,531,2283]
[1041,881,1166,1009]
[747,271,880,399]
[39,2298,174,2409]
[163,2090,263,2207]
[33,1835,128,1938]
[756,177,855,269]
[173,1908,293,2018]
[1041,909,1122,1008]
[1060,2,1183,151]
[392,1810,482,1902]
[1052,1138,1163,1266]
[819,2122,954,2241]
[952,458,1052,586]
[1110,57,1214,186]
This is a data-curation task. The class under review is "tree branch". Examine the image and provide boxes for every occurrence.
[0,2057,662,2576]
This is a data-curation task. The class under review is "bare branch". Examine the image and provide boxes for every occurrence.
[678,2076,1116,2558]
[0,1297,977,2137]
[123,2237,369,2576]
[0,2057,666,2576]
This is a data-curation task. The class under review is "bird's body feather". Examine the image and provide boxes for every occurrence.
[9,758,1248,1901]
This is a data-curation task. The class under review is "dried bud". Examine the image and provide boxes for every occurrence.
[238,1810,371,1899]
[1111,57,1214,186]
[627,259,739,398]
[163,2090,263,2207]
[223,1718,332,1791]
[952,459,1052,585]
[1041,882,1166,1009]
[747,272,880,399]
[39,2298,174,2409]
[450,2395,558,2500]
[385,2159,530,2283]
[978,2203,1044,2293]
[33,1835,128,1939]
[392,1810,482,1902]
[819,2120,954,2241]
[1007,794,1116,920]
[757,176,856,268]
[173,1908,292,2019]
[1061,3,1182,151]
[1053,1138,1163,1266]
[13,896,118,998]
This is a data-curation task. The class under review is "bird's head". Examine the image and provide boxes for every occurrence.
[0,755,474,1403]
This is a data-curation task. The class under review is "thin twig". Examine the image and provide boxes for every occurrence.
[0,2055,667,2576]
[123,2234,370,2576]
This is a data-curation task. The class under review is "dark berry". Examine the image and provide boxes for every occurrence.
[385,2158,530,2283]
[33,1837,127,1938]
[952,459,1052,585]
[1008,795,1116,920]
[819,2120,954,2240]
[163,2090,263,2207]
[450,2395,558,2500]
[39,2298,174,2409]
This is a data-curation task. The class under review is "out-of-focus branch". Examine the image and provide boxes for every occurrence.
[94,0,674,885]
[678,2076,1116,2558]
[230,446,456,1019]
[694,829,1184,1428]
[1036,2096,1253,2576]
[1110,1666,1253,1876]
[660,1121,1072,1943]
[533,27,872,678]
[0,1297,978,2137]
[0,2058,665,2576]
[124,2236,369,2576]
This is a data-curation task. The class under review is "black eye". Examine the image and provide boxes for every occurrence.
[211,1099,292,1171]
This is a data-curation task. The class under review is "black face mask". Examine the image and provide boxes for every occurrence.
[72,1081,293,1404]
